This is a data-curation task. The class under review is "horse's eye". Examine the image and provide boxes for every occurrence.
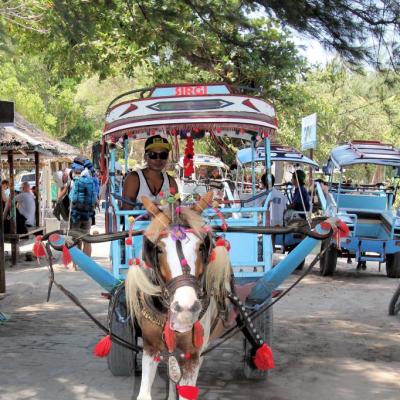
[171,302,182,313]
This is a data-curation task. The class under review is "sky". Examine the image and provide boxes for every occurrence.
[292,35,335,66]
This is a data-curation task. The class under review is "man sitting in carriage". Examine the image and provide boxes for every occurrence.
[122,135,179,208]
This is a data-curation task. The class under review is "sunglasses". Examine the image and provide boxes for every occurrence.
[147,151,169,160]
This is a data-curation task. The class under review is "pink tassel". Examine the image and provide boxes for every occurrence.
[193,321,204,349]
[93,335,112,357]
[253,343,275,371]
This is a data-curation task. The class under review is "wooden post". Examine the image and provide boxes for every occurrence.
[34,151,40,226]
[0,161,5,293]
[7,151,17,266]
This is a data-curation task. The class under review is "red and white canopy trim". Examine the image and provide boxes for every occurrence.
[102,84,278,143]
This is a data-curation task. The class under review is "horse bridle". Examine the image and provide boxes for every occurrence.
[143,228,213,308]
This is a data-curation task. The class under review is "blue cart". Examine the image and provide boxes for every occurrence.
[316,140,400,277]
[236,144,319,268]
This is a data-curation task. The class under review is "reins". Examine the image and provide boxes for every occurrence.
[201,243,330,356]
[45,242,143,353]
[42,223,332,355]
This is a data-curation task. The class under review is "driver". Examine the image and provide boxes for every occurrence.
[122,135,178,209]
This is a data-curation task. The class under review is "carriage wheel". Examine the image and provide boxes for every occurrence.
[389,283,400,316]
[319,239,337,276]
[107,291,137,376]
[243,302,273,380]
[386,253,400,278]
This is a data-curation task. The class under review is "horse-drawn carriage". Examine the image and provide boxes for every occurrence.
[315,140,400,277]
[41,83,337,400]
[236,144,320,269]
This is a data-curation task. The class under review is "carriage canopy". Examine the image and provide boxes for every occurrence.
[103,83,278,143]
[329,140,400,168]
[236,144,319,169]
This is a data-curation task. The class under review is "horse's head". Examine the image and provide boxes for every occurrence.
[141,193,213,333]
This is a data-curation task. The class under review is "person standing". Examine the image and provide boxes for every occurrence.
[1,179,10,202]
[69,158,98,260]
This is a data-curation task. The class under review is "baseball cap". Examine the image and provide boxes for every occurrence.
[144,135,171,152]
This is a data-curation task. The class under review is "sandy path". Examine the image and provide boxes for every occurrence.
[1,237,400,400]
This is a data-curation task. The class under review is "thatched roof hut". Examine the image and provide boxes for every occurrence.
[0,113,81,293]
[0,112,79,163]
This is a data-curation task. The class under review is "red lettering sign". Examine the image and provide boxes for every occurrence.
[175,86,207,96]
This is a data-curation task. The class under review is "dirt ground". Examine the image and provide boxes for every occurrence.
[1,235,400,400]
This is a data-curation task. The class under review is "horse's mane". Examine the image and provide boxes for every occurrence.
[126,206,231,320]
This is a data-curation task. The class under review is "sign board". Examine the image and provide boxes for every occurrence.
[151,84,230,98]
[0,100,15,127]
[301,113,317,150]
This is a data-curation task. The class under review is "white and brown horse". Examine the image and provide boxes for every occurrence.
[125,193,232,400]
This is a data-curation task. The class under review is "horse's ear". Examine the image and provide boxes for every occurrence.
[141,195,171,229]
[141,196,159,217]
[193,191,213,213]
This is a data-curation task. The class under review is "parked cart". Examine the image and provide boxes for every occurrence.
[316,140,400,277]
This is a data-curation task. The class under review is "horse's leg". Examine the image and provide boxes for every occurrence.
[177,361,201,400]
[137,352,159,400]
[167,379,177,400]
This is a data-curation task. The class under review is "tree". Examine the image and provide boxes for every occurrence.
[5,1,304,101]
[276,61,400,166]
[4,0,400,86]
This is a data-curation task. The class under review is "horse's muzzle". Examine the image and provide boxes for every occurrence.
[170,300,202,333]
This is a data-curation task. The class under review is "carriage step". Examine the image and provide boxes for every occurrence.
[358,255,385,262]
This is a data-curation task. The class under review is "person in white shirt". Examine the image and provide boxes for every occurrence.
[122,135,178,208]
[15,182,36,227]
[260,174,287,226]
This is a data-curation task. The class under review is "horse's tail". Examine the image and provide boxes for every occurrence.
[205,245,232,306]
[125,265,161,319]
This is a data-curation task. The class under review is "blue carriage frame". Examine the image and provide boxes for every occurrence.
[315,140,400,277]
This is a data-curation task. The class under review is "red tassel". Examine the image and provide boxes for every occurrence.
[193,320,204,349]
[176,385,199,400]
[32,236,46,257]
[93,335,112,357]
[164,321,176,353]
[337,220,350,238]
[253,343,275,371]
[62,245,72,267]
[209,250,216,262]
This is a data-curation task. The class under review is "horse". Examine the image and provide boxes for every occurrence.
[125,192,233,400]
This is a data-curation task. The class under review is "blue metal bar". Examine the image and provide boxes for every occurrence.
[70,247,120,292]
[50,235,120,292]
[248,224,330,302]
[315,182,327,211]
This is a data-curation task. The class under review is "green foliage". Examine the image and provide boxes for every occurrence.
[276,61,400,165]
[0,54,97,147]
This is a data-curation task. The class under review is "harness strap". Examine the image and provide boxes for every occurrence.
[45,243,142,353]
